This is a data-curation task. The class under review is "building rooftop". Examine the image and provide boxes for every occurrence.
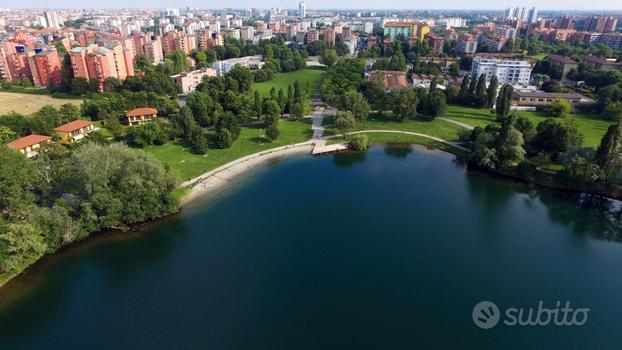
[126,107,158,117]
[7,134,52,150]
[54,119,94,133]
[547,55,577,64]
[514,91,584,99]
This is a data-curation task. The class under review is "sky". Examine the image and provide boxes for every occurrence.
[3,0,622,10]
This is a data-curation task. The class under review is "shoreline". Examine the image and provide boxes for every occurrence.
[179,142,314,209]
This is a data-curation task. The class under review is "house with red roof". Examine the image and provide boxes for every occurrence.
[6,134,52,158]
[125,107,158,126]
[54,119,94,144]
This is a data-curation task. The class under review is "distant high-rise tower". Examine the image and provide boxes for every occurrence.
[299,1,306,19]
[527,7,538,24]
[43,10,60,29]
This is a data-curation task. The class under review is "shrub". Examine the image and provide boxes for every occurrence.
[349,134,369,151]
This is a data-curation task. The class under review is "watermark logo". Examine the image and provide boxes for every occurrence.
[472,301,590,329]
[472,301,501,329]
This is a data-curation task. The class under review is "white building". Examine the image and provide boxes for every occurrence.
[43,10,60,29]
[171,68,217,94]
[363,21,374,34]
[471,56,532,86]
[212,55,264,76]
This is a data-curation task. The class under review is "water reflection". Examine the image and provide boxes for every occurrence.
[332,151,367,168]
[383,143,413,159]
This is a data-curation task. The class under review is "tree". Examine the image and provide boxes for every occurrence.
[227,65,254,93]
[0,126,15,144]
[339,90,370,121]
[547,98,572,118]
[475,74,488,107]
[530,118,583,161]
[290,101,305,119]
[320,49,339,67]
[266,124,280,140]
[595,122,622,182]
[495,115,526,167]
[0,223,46,272]
[215,128,233,148]
[334,111,356,137]
[495,84,514,121]
[429,77,438,93]
[422,92,447,119]
[0,146,36,217]
[254,90,262,118]
[190,127,209,154]
[486,75,498,108]
[458,75,470,103]
[390,88,418,121]
[349,134,368,151]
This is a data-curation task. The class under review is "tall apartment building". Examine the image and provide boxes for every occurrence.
[305,29,318,44]
[583,16,618,33]
[70,43,134,92]
[555,16,575,30]
[471,56,532,86]
[43,10,60,29]
[323,28,335,47]
[504,7,538,24]
[299,1,306,19]
[0,43,60,87]
[143,34,164,63]
[29,48,61,87]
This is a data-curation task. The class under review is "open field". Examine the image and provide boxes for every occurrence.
[0,91,82,115]
[441,104,615,148]
[325,112,465,141]
[145,119,312,180]
[252,68,326,97]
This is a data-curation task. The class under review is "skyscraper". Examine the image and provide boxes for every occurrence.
[527,7,538,24]
[299,1,306,19]
[43,10,60,29]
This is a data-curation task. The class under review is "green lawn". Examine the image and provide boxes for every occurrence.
[145,119,312,180]
[326,112,465,142]
[252,68,326,97]
[441,104,615,148]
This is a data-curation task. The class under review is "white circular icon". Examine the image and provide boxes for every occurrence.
[472,301,500,329]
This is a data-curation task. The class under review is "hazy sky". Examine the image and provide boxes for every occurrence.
[4,0,622,10]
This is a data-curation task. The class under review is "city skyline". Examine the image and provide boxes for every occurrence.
[3,1,622,11]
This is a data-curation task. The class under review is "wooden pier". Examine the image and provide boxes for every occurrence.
[312,142,349,156]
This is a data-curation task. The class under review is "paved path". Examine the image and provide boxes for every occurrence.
[438,117,474,130]
[322,130,469,152]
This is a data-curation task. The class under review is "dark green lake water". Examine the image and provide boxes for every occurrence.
[2,144,622,349]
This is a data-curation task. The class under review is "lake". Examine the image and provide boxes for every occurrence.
[1,144,622,349]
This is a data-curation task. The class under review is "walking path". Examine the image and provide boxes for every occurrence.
[438,117,474,130]
[322,130,469,152]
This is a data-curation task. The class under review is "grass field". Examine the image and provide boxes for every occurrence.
[145,119,312,180]
[0,91,82,115]
[252,68,326,97]
[325,112,465,142]
[441,104,615,148]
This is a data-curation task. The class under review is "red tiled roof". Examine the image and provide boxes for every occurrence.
[126,107,158,117]
[6,134,52,150]
[54,119,94,132]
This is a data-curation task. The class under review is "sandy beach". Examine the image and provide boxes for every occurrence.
[180,142,314,208]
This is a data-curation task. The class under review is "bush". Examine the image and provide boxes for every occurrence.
[547,98,572,118]
[266,124,280,140]
[216,128,233,149]
[349,134,369,151]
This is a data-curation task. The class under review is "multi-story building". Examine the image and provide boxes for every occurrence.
[323,28,335,47]
[305,29,318,44]
[582,55,622,71]
[240,26,255,41]
[299,1,306,19]
[485,36,507,52]
[583,16,618,33]
[143,34,164,63]
[546,55,578,79]
[424,32,444,55]
[171,68,217,94]
[212,56,264,76]
[70,43,134,92]
[383,22,429,42]
[555,16,575,30]
[471,56,532,86]
[493,26,517,40]
[456,35,477,54]
[29,48,61,87]
[54,120,95,144]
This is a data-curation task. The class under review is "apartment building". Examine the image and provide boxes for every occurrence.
[471,56,532,86]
